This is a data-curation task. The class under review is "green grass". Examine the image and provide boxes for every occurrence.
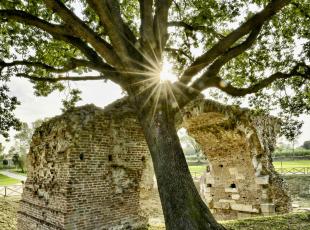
[188,165,209,173]
[0,174,21,186]
[188,160,310,174]
[273,160,310,168]
[149,212,310,230]
[222,212,310,230]
[273,148,310,157]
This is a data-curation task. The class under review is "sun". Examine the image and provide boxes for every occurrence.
[159,61,177,83]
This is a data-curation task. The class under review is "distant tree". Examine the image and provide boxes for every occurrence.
[0,86,21,138]
[61,89,82,112]
[14,122,32,155]
[12,153,19,167]
[14,119,47,156]
[302,141,310,150]
[2,159,8,166]
[18,154,27,173]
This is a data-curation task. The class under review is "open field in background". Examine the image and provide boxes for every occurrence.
[273,160,310,169]
[273,149,310,157]
[189,160,310,175]
[0,175,21,186]
[188,165,209,173]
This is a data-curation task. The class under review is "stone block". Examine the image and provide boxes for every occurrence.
[231,204,259,213]
[231,194,240,200]
[225,188,238,193]
[261,189,268,200]
[260,203,275,214]
[219,199,236,204]
[213,202,230,210]
[228,168,238,175]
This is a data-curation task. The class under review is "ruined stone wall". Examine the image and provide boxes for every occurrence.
[181,99,291,220]
[18,103,152,230]
[18,98,291,229]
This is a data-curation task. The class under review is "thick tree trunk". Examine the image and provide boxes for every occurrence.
[135,100,225,230]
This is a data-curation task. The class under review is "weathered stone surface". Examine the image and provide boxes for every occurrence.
[18,97,292,229]
[18,102,150,230]
[261,203,276,215]
[231,194,241,200]
[180,98,292,220]
[231,204,259,213]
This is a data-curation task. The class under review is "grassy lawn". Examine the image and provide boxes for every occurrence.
[149,212,310,230]
[0,174,21,186]
[188,165,209,173]
[188,160,310,174]
[273,160,310,168]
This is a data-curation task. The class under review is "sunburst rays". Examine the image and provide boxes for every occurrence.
[104,30,182,122]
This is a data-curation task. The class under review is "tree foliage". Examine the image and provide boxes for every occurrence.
[13,119,46,155]
[2,159,8,166]
[0,85,20,138]
[303,140,310,150]
[0,0,309,139]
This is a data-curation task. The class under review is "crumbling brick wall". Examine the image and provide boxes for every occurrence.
[18,98,291,229]
[17,102,152,230]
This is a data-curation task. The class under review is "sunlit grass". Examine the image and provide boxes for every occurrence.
[273,160,310,168]
[188,160,310,175]
[0,174,20,186]
[148,212,310,230]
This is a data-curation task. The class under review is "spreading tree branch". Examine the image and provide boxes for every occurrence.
[0,58,104,73]
[86,0,137,61]
[0,9,68,35]
[16,73,108,82]
[180,0,290,84]
[0,10,105,64]
[194,63,310,96]
[43,0,120,66]
[173,63,309,109]
[139,0,156,52]
[153,0,173,59]
[191,25,262,85]
[165,47,194,61]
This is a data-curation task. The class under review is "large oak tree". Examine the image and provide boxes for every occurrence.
[1,0,309,229]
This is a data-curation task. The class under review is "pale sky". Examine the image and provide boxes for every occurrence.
[1,75,309,152]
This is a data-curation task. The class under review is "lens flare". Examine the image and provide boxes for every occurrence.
[159,62,177,83]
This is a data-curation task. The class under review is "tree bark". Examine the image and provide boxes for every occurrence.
[133,97,225,230]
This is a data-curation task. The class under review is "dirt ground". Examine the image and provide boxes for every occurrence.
[1,196,310,230]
